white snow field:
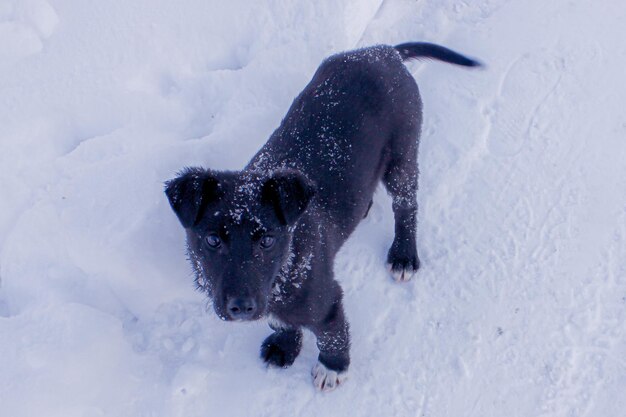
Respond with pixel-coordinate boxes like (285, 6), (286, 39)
(1, 0), (625, 415)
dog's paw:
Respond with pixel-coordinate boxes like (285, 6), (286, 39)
(386, 248), (420, 282)
(312, 361), (348, 392)
(387, 261), (419, 282)
(260, 330), (302, 368)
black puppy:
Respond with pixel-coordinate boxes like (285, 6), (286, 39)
(165, 42), (480, 391)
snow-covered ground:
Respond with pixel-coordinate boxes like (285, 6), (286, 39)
(1, 0), (625, 415)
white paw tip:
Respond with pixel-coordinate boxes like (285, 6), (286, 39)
(312, 361), (348, 392)
(387, 264), (416, 282)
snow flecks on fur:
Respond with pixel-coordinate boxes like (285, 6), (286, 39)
(340, 44), (398, 65)
(272, 233), (315, 302)
(188, 243), (208, 291)
(228, 174), (266, 227)
(316, 326), (350, 355)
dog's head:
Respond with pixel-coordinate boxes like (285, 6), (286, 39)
(165, 167), (315, 321)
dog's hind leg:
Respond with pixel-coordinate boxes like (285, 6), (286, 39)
(382, 124), (421, 282)
(261, 319), (303, 368)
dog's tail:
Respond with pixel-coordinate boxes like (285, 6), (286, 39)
(394, 42), (482, 67)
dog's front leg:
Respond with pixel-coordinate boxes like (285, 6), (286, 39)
(261, 316), (303, 368)
(310, 299), (350, 392)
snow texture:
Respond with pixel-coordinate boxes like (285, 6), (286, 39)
(1, 0), (625, 416)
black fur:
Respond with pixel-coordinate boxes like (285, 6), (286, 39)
(395, 42), (482, 67)
(165, 43), (480, 382)
(261, 327), (303, 368)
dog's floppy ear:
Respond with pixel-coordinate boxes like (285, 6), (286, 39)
(165, 167), (220, 228)
(261, 169), (316, 226)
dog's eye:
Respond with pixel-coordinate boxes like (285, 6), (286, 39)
(260, 235), (275, 249)
(205, 234), (221, 249)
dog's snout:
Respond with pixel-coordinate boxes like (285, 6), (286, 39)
(226, 297), (258, 320)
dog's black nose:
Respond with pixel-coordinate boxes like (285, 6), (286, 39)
(226, 297), (257, 320)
